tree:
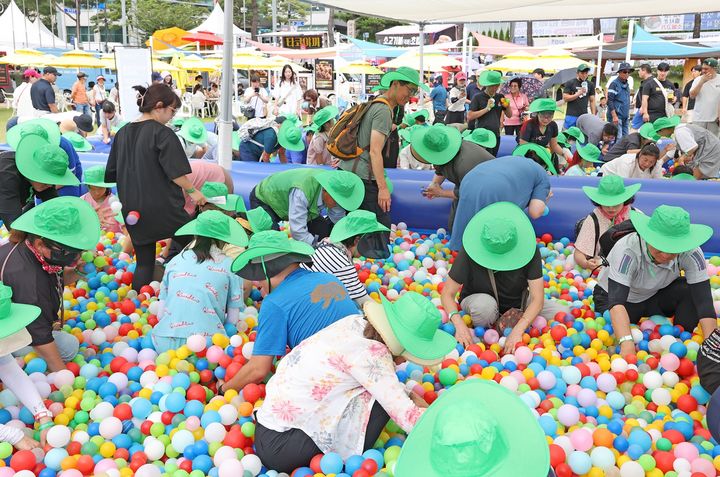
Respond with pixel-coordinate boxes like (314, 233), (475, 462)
(335, 11), (403, 42)
(232, 0), (309, 39)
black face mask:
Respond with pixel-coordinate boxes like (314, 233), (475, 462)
(44, 240), (81, 267)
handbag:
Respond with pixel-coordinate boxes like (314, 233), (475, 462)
(487, 269), (527, 333)
(654, 78), (676, 118)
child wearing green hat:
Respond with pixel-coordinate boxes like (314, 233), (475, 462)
(306, 105), (339, 166)
(81, 165), (123, 234)
(594, 205), (717, 356)
(177, 117), (211, 159)
(151, 211), (248, 353)
(658, 118), (720, 179)
(520, 98), (570, 166)
(574, 176), (641, 270)
(564, 143), (603, 176)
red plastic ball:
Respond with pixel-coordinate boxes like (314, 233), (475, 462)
(113, 403), (133, 420)
(243, 383), (263, 403)
(120, 298), (136, 315)
(10, 450), (36, 471)
(361, 459), (378, 475)
(549, 444), (565, 468)
(309, 454), (323, 473)
(677, 394), (698, 413)
(186, 384), (207, 402)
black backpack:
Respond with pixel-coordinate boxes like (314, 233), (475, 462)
(597, 219), (637, 261)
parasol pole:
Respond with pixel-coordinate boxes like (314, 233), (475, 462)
(216, 0), (234, 171)
(596, 33), (603, 84)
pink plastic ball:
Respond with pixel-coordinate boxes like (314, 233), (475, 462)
(659, 353), (680, 372)
(690, 457), (716, 477)
(206, 345), (224, 363)
(596, 373), (617, 393)
(576, 388), (597, 408)
(60, 470), (84, 477)
(674, 442), (700, 461)
(570, 428), (593, 452)
(514, 346), (533, 364)
(483, 329), (499, 345)
(557, 404), (580, 427)
(187, 335), (207, 353)
(537, 371), (556, 390)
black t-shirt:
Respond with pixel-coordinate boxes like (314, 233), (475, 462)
(519, 119), (558, 147)
(105, 120), (193, 246)
(563, 78), (595, 117)
(30, 79), (56, 112)
(0, 151), (58, 226)
(0, 242), (61, 346)
(683, 80), (696, 110)
(642, 77), (673, 121)
(469, 91), (504, 133)
(449, 247), (543, 312)
(604, 133), (642, 162)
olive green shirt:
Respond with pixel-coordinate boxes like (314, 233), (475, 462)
(338, 100), (392, 181)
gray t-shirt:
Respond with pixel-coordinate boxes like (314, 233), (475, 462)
(597, 232), (707, 302)
(576, 113), (608, 146)
(338, 100), (392, 181)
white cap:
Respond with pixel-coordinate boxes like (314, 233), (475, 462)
(161, 71), (171, 79)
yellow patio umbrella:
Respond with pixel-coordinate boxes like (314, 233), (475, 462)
(380, 52), (463, 72)
(338, 60), (382, 75)
(45, 50), (104, 69)
(0, 48), (57, 66)
(536, 49), (593, 73)
(482, 50), (539, 72)
(268, 56), (310, 72)
(146, 27), (192, 50)
(171, 54), (216, 72)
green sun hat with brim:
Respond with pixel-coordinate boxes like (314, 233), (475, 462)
(7, 118), (61, 151)
(462, 128), (498, 149)
(478, 70), (502, 86)
(577, 143), (603, 163)
(178, 117), (209, 145)
(364, 291), (456, 366)
(277, 119), (305, 151)
(513, 143), (557, 175)
(315, 170), (365, 211)
(172, 117), (186, 128)
(630, 206), (712, 254)
(176, 210), (249, 247)
(652, 115), (681, 136)
(111, 121), (129, 134)
(11, 197), (101, 250)
(381, 67), (430, 92)
(398, 125), (418, 143)
(330, 210), (390, 244)
(582, 175), (641, 206)
(639, 122), (661, 141)
(556, 132), (569, 148)
(672, 173), (696, 181)
(409, 123), (462, 166)
(83, 165), (116, 188)
(462, 202), (537, 272)
(62, 131), (93, 152)
(528, 98), (557, 114)
(0, 282), (40, 355)
(16, 134), (80, 186)
(307, 105), (339, 133)
(201, 182), (246, 213)
(402, 109), (430, 127)
(370, 84), (387, 93)
(564, 126), (586, 143)
(394, 379), (550, 477)
(238, 207), (273, 235)
(231, 230), (314, 276)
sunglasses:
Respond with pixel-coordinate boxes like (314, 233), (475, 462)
(43, 239), (82, 256)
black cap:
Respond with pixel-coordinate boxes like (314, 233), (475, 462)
(73, 114), (94, 133)
(77, 72), (87, 78)
(616, 62), (635, 73)
(43, 66), (61, 76)
(532, 68), (546, 77)
(657, 62), (670, 71)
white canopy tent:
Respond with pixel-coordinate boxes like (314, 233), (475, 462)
(0, 0), (67, 50)
(190, 3), (250, 38)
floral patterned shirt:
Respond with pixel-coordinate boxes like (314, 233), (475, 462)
(256, 315), (423, 458)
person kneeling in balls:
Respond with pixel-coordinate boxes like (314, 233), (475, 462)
(0, 197), (101, 371)
(593, 205), (717, 356)
(441, 202), (571, 351)
(253, 291), (456, 473)
(81, 165), (123, 234)
(220, 230), (359, 393)
(151, 211), (248, 353)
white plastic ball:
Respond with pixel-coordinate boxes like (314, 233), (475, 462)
(240, 454), (262, 476)
(204, 422), (227, 442)
(171, 429), (195, 453)
(47, 425), (71, 448)
(98, 417), (122, 439)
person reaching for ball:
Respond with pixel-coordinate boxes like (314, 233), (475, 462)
(81, 166), (123, 234)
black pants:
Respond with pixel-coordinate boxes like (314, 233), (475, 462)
(444, 110), (465, 125)
(254, 402), (389, 474)
(594, 278), (700, 332)
(132, 234), (192, 291)
(433, 111), (447, 124)
(504, 125), (522, 140)
(249, 186), (334, 241)
(357, 180), (391, 257)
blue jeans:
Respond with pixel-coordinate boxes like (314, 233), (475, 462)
(5, 116), (18, 132)
(563, 115), (578, 129)
(74, 103), (91, 116)
(617, 117), (629, 138)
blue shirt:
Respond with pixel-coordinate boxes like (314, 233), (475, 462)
(239, 128), (279, 162)
(607, 78), (631, 120)
(57, 136), (83, 197)
(449, 157), (551, 250)
(253, 268), (358, 356)
(429, 85), (448, 112)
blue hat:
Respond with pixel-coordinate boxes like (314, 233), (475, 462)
(616, 62), (635, 73)
(151, 72), (163, 82)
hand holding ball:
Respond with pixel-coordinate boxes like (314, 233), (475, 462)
(126, 211), (140, 225)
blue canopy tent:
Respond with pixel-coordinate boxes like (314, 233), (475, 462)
(345, 37), (407, 59)
(609, 25), (720, 58)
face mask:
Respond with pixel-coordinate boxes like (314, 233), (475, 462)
(301, 101), (310, 110)
(45, 241), (81, 267)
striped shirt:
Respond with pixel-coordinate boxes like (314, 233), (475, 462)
(302, 242), (369, 306)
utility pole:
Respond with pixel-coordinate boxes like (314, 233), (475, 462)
(120, 0), (127, 45)
(327, 7), (334, 46)
(75, 0), (81, 48)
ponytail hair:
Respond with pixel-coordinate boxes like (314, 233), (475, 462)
(133, 83), (181, 113)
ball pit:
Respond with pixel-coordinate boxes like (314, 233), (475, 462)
(0, 224), (718, 477)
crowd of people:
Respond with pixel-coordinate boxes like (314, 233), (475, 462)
(0, 56), (719, 477)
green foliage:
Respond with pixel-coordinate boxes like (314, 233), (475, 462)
(334, 11), (403, 42)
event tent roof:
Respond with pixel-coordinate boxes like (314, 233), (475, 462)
(305, 0), (720, 23)
(190, 2), (250, 38)
(472, 33), (529, 56)
(0, 0), (67, 50)
(608, 25), (720, 58)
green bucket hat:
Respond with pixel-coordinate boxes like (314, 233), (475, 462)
(172, 118), (186, 128)
(564, 126), (586, 143)
(577, 143), (603, 163)
(398, 125), (416, 143)
(111, 121), (129, 134)
(394, 379), (550, 477)
(402, 109), (429, 128)
(238, 207), (273, 235)
(0, 282), (40, 352)
(11, 196), (101, 250)
(582, 175), (641, 206)
(231, 230), (315, 277)
(178, 117), (208, 145)
(630, 206), (712, 254)
(556, 132), (569, 148)
(83, 165), (116, 188)
(7, 118), (61, 151)
(672, 173), (696, 181)
(478, 70), (502, 86)
(381, 67), (430, 92)
(16, 134), (80, 186)
(462, 202), (537, 271)
(652, 116), (681, 136)
(307, 105), (339, 133)
(365, 291), (455, 365)
(462, 128), (498, 149)
(277, 119), (305, 151)
(529, 98), (557, 114)
(513, 143), (557, 175)
(315, 170), (365, 211)
(639, 122), (660, 141)
(409, 124), (462, 166)
(176, 210), (249, 247)
(201, 182), (246, 213)
(329, 210), (390, 244)
(62, 131), (93, 152)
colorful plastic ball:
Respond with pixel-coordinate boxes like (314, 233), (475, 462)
(47, 425), (71, 448)
(589, 446), (615, 470)
(218, 459), (244, 477)
(99, 416), (123, 439)
(240, 454), (262, 476)
(186, 335), (206, 353)
(619, 461), (644, 477)
(10, 450), (36, 471)
(171, 429), (195, 453)
(567, 451), (592, 475)
(557, 404), (580, 427)
(135, 464), (162, 477)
